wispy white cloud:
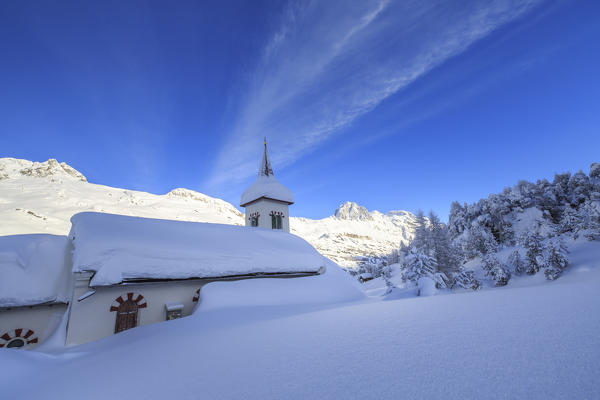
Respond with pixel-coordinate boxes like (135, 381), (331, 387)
(208, 0), (544, 187)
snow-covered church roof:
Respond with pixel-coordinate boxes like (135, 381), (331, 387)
(69, 212), (325, 287)
(0, 234), (71, 307)
(240, 140), (294, 207)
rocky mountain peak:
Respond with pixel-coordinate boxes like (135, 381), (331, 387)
(334, 201), (373, 221)
(0, 158), (87, 182)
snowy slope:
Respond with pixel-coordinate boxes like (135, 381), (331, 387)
(2, 240), (599, 399)
(0, 158), (244, 234)
(0, 158), (416, 267)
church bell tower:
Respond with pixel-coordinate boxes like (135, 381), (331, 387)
(240, 139), (294, 232)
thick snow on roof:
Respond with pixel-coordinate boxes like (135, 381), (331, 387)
(0, 234), (71, 307)
(240, 175), (294, 206)
(69, 212), (325, 286)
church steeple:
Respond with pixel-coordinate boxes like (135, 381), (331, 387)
(241, 139), (294, 232)
(259, 137), (274, 177)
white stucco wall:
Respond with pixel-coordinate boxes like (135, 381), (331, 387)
(66, 273), (205, 346)
(0, 304), (68, 349)
(244, 198), (290, 233)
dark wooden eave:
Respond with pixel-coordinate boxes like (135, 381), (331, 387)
(240, 196), (294, 208)
(0, 299), (68, 310)
(91, 269), (321, 288)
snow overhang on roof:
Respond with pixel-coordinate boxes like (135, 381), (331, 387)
(69, 212), (324, 287)
(0, 234), (71, 308)
(240, 176), (294, 207)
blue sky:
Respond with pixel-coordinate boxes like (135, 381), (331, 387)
(1, 0), (599, 220)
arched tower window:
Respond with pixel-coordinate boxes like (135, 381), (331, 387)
(271, 214), (282, 229)
(248, 212), (260, 227)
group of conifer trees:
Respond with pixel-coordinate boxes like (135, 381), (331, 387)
(355, 164), (599, 294)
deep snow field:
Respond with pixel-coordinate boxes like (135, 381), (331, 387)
(1, 240), (599, 399)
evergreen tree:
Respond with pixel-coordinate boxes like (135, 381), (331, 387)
(463, 223), (498, 259)
(521, 230), (544, 275)
(428, 211), (462, 283)
(507, 250), (526, 276)
(567, 171), (590, 206)
(411, 210), (429, 251)
(403, 247), (447, 293)
(558, 205), (584, 238)
(544, 238), (569, 280)
(453, 269), (480, 290)
(481, 253), (511, 286)
(448, 201), (467, 240)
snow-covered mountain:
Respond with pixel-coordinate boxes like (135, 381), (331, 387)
(292, 202), (416, 266)
(0, 158), (416, 267)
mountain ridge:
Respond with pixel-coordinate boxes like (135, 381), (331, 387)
(0, 157), (416, 267)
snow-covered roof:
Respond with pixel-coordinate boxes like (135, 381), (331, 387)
(0, 234), (71, 307)
(240, 140), (294, 206)
(240, 175), (294, 206)
(69, 212), (325, 287)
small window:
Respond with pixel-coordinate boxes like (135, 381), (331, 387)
(7, 338), (25, 348)
(271, 214), (282, 229)
(251, 216), (259, 227)
(165, 303), (184, 321)
(166, 309), (182, 320)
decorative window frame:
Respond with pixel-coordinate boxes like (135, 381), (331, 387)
(0, 329), (38, 348)
(109, 292), (147, 312)
(192, 288), (201, 302)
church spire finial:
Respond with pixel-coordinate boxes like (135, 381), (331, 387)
(259, 137), (274, 177)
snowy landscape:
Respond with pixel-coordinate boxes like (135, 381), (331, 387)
(2, 1), (600, 398)
(1, 157), (599, 399)
(0, 158), (417, 267)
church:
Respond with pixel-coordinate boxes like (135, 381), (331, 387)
(0, 141), (324, 349)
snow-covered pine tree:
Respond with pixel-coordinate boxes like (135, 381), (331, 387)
(568, 171), (591, 207)
(580, 198), (600, 241)
(507, 250), (526, 276)
(463, 223), (498, 259)
(403, 247), (447, 294)
(428, 211), (462, 284)
(544, 238), (569, 280)
(558, 205), (584, 238)
(590, 162), (600, 180)
(448, 201), (467, 240)
(481, 253), (511, 286)
(411, 210), (429, 251)
(520, 230), (544, 275)
(357, 256), (389, 279)
(453, 269), (480, 290)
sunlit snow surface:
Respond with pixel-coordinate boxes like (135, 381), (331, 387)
(2, 241), (599, 399)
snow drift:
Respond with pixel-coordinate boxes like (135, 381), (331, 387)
(1, 241), (599, 399)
